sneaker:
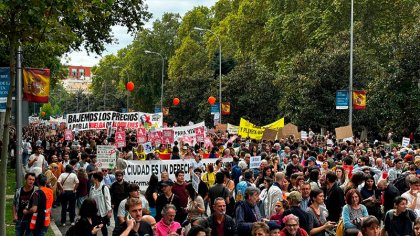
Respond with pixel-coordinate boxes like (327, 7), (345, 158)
(61, 223), (66, 227)
(71, 222), (75, 226)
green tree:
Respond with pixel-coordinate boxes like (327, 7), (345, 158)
(0, 1), (150, 232)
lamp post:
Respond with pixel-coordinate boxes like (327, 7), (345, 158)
(125, 71), (130, 112)
(349, 0), (354, 126)
(194, 27), (222, 124)
(144, 50), (165, 112)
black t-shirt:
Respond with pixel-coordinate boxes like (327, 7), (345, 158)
(286, 163), (302, 178)
(198, 181), (209, 199)
(112, 220), (153, 236)
(384, 209), (417, 236)
(18, 187), (35, 219)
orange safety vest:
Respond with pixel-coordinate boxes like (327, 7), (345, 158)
(29, 187), (53, 229)
(41, 186), (53, 226)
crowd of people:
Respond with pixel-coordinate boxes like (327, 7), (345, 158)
(11, 123), (420, 236)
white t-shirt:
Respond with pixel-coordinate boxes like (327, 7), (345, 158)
(58, 172), (79, 191)
(117, 195), (149, 219)
(28, 154), (46, 176)
(402, 191), (420, 216)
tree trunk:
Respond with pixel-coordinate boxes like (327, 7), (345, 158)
(0, 39), (17, 236)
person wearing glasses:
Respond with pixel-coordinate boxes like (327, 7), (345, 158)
(280, 214), (309, 236)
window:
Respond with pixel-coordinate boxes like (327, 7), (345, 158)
(79, 69), (85, 78)
(71, 68), (77, 77)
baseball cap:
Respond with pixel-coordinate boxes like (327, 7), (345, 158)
(288, 191), (302, 202)
(307, 156), (317, 162)
(161, 179), (174, 186)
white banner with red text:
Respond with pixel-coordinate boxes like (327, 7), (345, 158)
(123, 158), (232, 191)
(66, 111), (163, 131)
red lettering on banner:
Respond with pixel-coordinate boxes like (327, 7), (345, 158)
(89, 122), (106, 129)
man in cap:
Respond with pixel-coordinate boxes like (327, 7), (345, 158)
(282, 191), (313, 233)
(306, 156), (317, 168)
(155, 179), (182, 223)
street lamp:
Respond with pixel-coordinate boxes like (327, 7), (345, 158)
(144, 50), (165, 112)
(349, 0), (354, 126)
(125, 70), (130, 112)
(193, 27), (222, 124)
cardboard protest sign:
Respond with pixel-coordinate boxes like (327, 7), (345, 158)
(335, 125), (353, 140)
(64, 129), (73, 141)
(115, 131), (126, 148)
(278, 123), (299, 139)
(162, 129), (174, 145)
(96, 145), (116, 170)
(215, 124), (227, 133)
(249, 156), (262, 169)
(262, 129), (278, 141)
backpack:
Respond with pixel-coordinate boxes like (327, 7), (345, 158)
(392, 172), (410, 193)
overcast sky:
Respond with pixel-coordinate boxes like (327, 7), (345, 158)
(61, 0), (217, 67)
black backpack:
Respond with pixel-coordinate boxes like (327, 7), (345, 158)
(392, 172), (410, 193)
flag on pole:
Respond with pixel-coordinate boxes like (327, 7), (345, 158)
(353, 90), (366, 109)
(221, 102), (230, 115)
(162, 107), (169, 117)
(23, 68), (50, 103)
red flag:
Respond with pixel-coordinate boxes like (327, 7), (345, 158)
(221, 102), (230, 115)
(23, 68), (50, 103)
(352, 90), (366, 109)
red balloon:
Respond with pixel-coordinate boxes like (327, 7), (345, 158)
(173, 98), (180, 106)
(126, 81), (135, 91)
(208, 96), (216, 105)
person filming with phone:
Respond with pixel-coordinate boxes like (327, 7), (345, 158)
(113, 198), (154, 236)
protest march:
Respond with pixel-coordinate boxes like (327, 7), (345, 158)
(10, 110), (420, 236)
